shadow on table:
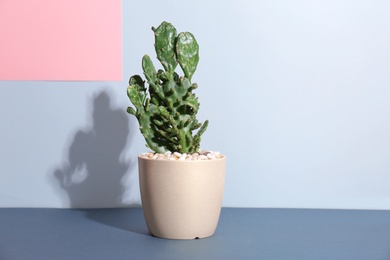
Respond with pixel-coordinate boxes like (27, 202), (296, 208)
(84, 208), (149, 236)
(49, 89), (147, 235)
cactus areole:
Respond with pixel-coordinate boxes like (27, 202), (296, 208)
(127, 21), (208, 154)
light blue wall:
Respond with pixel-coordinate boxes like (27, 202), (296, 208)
(1, 0), (390, 209)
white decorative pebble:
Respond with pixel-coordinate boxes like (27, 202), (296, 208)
(207, 153), (215, 159)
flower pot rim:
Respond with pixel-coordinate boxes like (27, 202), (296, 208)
(138, 154), (226, 163)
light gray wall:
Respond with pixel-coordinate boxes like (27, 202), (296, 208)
(1, 0), (390, 209)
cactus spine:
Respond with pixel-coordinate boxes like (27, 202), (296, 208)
(127, 21), (208, 154)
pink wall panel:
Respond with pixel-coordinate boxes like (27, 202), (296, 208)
(0, 0), (122, 81)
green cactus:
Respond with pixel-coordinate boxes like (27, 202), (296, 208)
(127, 21), (208, 154)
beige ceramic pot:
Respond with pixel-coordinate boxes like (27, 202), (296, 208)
(138, 155), (226, 240)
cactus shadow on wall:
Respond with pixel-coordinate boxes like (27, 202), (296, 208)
(50, 90), (144, 232)
(52, 90), (133, 208)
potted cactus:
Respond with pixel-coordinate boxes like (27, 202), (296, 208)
(126, 21), (226, 240)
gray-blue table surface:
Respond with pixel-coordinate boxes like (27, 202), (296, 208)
(1, 208), (389, 260)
